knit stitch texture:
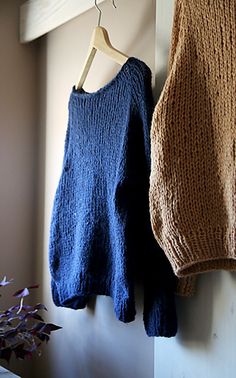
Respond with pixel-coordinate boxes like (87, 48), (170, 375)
(49, 57), (177, 337)
(150, 0), (236, 283)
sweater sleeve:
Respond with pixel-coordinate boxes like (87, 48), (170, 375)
(131, 61), (178, 337)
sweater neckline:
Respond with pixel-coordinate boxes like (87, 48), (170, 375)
(71, 57), (141, 99)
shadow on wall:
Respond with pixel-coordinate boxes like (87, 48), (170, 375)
(175, 272), (217, 346)
(154, 55), (169, 101)
(175, 269), (236, 349)
(48, 285), (153, 378)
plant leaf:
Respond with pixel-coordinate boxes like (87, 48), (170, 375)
(0, 276), (13, 287)
(22, 313), (45, 322)
(31, 313), (45, 322)
(34, 303), (48, 311)
(0, 320), (12, 327)
(8, 305), (33, 312)
(36, 333), (50, 343)
(0, 311), (10, 319)
(17, 321), (27, 330)
(4, 328), (18, 339)
(40, 323), (62, 335)
(13, 287), (29, 298)
(29, 322), (46, 333)
(14, 344), (32, 360)
(13, 284), (39, 298)
(27, 284), (39, 290)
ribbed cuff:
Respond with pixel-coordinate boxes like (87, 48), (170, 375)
(143, 289), (178, 337)
(175, 276), (197, 297)
(114, 297), (136, 323)
(164, 227), (236, 277)
(51, 279), (88, 309)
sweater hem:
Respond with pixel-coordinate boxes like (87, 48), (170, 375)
(51, 275), (136, 323)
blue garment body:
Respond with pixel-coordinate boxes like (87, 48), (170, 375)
(49, 57), (177, 337)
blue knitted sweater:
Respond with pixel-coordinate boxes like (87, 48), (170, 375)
(49, 57), (177, 337)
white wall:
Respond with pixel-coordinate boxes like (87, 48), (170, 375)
(155, 271), (236, 378)
(154, 2), (236, 377)
(35, 1), (156, 377)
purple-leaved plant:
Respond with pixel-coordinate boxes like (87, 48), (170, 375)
(0, 276), (62, 363)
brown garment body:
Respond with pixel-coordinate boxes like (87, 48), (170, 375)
(150, 0), (236, 294)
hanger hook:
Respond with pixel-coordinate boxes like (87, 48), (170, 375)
(111, 0), (117, 9)
(95, 0), (117, 26)
(95, 0), (102, 26)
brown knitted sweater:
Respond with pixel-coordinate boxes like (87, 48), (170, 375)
(150, 0), (236, 285)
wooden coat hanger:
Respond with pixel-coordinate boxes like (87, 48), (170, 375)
(76, 0), (129, 91)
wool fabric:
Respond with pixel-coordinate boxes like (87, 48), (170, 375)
(150, 0), (236, 285)
(49, 57), (177, 337)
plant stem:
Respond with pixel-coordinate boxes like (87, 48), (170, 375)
(16, 297), (24, 314)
